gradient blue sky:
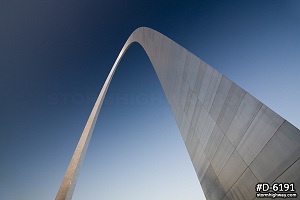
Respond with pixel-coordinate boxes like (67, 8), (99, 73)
(1, 1), (299, 200)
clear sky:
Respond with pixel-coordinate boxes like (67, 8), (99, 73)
(1, 1), (299, 200)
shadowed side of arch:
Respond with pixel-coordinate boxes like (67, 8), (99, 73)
(56, 27), (300, 200)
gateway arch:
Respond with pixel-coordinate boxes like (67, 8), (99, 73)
(56, 27), (300, 200)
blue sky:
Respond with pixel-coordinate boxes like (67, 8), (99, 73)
(1, 1), (299, 199)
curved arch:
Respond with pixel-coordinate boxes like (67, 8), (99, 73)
(56, 27), (300, 200)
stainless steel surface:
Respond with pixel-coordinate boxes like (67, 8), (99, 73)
(56, 27), (300, 200)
